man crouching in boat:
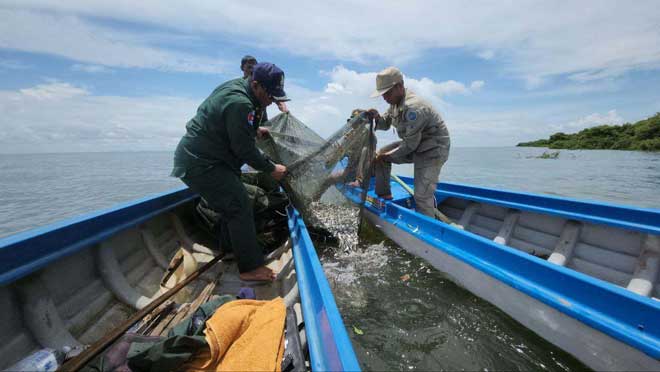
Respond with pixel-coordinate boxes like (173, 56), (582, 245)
(367, 67), (450, 218)
(171, 62), (289, 282)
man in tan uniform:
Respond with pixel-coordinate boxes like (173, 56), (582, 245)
(368, 67), (450, 218)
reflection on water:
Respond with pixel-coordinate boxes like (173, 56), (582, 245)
(314, 201), (587, 371)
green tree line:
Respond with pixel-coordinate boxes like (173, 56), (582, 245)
(517, 113), (660, 151)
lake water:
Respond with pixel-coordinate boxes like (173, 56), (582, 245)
(2, 148), (657, 238)
(1, 147), (658, 370)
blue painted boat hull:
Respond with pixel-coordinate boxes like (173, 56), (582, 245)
(342, 178), (660, 371)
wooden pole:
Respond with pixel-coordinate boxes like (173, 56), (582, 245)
(390, 174), (456, 225)
(58, 254), (223, 371)
(357, 121), (376, 236)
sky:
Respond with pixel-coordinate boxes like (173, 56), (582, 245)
(1, 1), (660, 153)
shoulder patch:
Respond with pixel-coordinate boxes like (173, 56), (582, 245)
(247, 111), (255, 127)
(406, 110), (417, 121)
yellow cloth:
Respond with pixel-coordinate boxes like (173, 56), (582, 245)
(185, 297), (286, 372)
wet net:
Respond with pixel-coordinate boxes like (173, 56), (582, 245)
(258, 111), (373, 222)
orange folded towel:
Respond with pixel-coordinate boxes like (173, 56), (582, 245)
(185, 297), (286, 372)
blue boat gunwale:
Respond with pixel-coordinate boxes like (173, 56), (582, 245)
(0, 186), (196, 285)
(287, 207), (361, 372)
(341, 182), (660, 359)
(399, 176), (660, 236)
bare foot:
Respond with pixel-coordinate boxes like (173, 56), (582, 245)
(239, 265), (277, 282)
(348, 180), (361, 187)
(378, 194), (393, 200)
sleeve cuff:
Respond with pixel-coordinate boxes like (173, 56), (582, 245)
(264, 161), (276, 173)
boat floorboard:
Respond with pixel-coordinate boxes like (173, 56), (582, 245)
(0, 203), (302, 370)
(434, 193), (659, 299)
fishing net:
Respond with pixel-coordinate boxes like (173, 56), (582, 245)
(258, 111), (373, 222)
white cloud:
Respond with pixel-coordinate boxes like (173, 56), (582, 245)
(0, 81), (199, 153)
(291, 67), (621, 147)
(19, 81), (89, 100)
(322, 67), (376, 96)
(72, 64), (113, 73)
(0, 8), (228, 74)
(272, 66), (487, 145)
(321, 66), (481, 102)
(478, 50), (495, 60)
(524, 75), (546, 90)
(552, 110), (624, 132)
(470, 81), (485, 91)
(3, 1), (660, 83)
(523, 79), (622, 98)
(0, 74), (632, 154)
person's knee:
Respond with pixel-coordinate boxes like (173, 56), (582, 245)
(415, 195), (433, 207)
(414, 178), (435, 199)
(222, 194), (250, 220)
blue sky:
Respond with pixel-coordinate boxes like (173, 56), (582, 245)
(1, 1), (659, 153)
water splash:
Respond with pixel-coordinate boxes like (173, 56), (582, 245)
(310, 200), (589, 371)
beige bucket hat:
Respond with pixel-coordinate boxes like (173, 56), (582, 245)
(370, 67), (403, 97)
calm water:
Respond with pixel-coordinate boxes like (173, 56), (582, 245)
(1, 148), (659, 370)
(0, 152), (181, 238)
(416, 147), (660, 209)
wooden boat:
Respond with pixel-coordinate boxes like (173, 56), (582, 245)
(0, 186), (360, 371)
(341, 176), (660, 371)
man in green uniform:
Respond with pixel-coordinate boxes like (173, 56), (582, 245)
(368, 67), (450, 218)
(171, 62), (289, 282)
(241, 55), (288, 114)
(240, 55), (257, 79)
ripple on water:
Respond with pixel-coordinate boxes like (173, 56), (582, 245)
(312, 201), (590, 371)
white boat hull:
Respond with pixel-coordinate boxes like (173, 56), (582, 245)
(366, 210), (660, 371)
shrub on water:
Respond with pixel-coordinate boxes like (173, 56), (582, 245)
(636, 138), (660, 151)
(518, 112), (660, 151)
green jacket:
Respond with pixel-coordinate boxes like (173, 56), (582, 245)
(171, 78), (274, 178)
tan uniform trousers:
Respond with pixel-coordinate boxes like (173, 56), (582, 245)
(374, 141), (445, 218)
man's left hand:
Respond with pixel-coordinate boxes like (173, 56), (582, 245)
(375, 153), (391, 163)
(257, 127), (270, 139)
(276, 101), (289, 113)
(367, 108), (380, 121)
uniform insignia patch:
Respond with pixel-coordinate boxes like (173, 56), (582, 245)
(247, 111), (255, 127)
(406, 110), (417, 121)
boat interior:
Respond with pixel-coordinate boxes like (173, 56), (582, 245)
(0, 201), (304, 370)
(384, 180), (660, 301)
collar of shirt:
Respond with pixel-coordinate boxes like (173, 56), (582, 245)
(390, 88), (413, 118)
(245, 79), (264, 112)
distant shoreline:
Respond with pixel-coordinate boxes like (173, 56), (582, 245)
(518, 113), (660, 152)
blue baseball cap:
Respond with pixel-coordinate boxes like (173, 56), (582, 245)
(252, 62), (290, 102)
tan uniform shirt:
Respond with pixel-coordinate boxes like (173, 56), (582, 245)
(375, 89), (450, 165)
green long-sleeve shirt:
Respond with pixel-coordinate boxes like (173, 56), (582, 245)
(171, 78), (274, 178)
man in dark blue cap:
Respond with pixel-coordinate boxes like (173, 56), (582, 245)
(172, 62), (290, 282)
(241, 55), (288, 113)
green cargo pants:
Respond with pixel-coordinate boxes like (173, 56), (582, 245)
(181, 166), (265, 273)
(241, 171), (280, 214)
